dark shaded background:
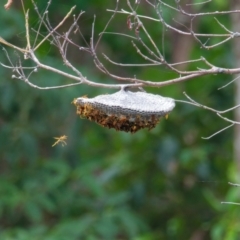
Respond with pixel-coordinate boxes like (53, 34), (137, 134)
(0, 0), (239, 239)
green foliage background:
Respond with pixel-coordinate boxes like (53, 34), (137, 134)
(0, 0), (239, 239)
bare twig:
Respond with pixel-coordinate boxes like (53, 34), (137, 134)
(202, 124), (234, 140)
(228, 182), (240, 187)
(1, 0), (240, 137)
(221, 202), (240, 205)
(34, 6), (76, 51)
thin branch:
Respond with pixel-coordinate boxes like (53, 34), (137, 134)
(218, 75), (240, 90)
(0, 37), (27, 53)
(1, 0), (240, 138)
(33, 6), (76, 51)
(95, 0), (119, 50)
(103, 53), (203, 67)
(182, 92), (240, 115)
(173, 0), (240, 17)
(221, 202), (240, 205)
(99, 31), (138, 40)
(186, 0), (211, 6)
(32, 0), (52, 48)
(202, 124), (234, 140)
(23, 80), (82, 90)
(106, 9), (232, 37)
(228, 182), (240, 187)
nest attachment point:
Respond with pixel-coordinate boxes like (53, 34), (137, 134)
(73, 89), (175, 133)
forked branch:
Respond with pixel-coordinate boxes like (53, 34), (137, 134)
(0, 0), (240, 137)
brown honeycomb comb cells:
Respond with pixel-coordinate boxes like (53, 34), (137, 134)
(73, 89), (175, 133)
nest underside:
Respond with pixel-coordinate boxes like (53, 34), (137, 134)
(74, 101), (168, 133)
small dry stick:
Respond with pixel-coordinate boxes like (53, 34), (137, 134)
(52, 135), (68, 147)
(4, 0), (13, 9)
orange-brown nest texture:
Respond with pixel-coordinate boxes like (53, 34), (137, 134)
(73, 100), (163, 133)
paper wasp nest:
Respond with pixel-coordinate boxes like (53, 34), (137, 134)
(73, 89), (175, 133)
